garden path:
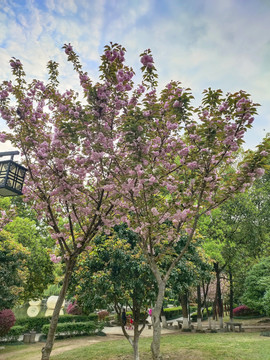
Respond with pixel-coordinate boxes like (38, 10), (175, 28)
(0, 326), (176, 360)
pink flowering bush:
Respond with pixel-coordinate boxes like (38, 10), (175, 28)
(233, 305), (253, 317)
(66, 301), (82, 315)
(0, 309), (16, 337)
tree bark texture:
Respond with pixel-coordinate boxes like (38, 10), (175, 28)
(179, 291), (189, 329)
(229, 269), (234, 322)
(196, 285), (203, 330)
(214, 262), (224, 328)
(151, 281), (166, 360)
(41, 260), (75, 360)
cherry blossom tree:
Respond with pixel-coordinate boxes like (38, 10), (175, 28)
(0, 43), (132, 360)
(111, 67), (269, 358)
(0, 42), (269, 360)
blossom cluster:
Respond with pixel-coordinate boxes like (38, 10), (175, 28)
(0, 42), (268, 266)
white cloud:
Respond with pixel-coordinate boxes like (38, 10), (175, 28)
(0, 0), (270, 150)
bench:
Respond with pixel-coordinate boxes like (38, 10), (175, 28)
(176, 320), (183, 329)
(225, 322), (243, 332)
(147, 320), (174, 329)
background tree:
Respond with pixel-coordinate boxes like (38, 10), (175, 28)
(168, 236), (212, 330)
(0, 197), (55, 306)
(0, 43), (134, 360)
(242, 257), (270, 314)
(4, 217), (55, 300)
(113, 70), (269, 358)
(69, 225), (157, 360)
(200, 165), (270, 324)
(0, 229), (27, 310)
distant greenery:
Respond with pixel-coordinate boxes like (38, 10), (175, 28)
(15, 314), (98, 332)
(242, 257), (270, 314)
(42, 321), (103, 339)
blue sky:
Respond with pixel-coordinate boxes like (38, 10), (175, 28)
(1, 0), (270, 151)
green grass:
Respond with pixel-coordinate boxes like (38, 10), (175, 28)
(0, 343), (28, 353)
(1, 332), (270, 360)
(50, 333), (270, 360)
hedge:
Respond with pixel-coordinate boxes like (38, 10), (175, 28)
(190, 307), (213, 322)
(0, 325), (26, 342)
(15, 314), (98, 332)
(164, 306), (197, 320)
(164, 307), (182, 320)
(42, 321), (103, 338)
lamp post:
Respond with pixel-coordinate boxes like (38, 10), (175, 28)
(0, 151), (27, 196)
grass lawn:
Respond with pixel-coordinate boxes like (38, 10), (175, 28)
(1, 331), (270, 360)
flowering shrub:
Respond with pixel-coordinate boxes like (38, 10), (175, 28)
(97, 310), (109, 321)
(66, 301), (82, 315)
(233, 305), (253, 317)
(0, 309), (16, 337)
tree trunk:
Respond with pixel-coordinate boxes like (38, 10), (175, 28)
(179, 291), (189, 330)
(117, 297), (147, 360)
(133, 326), (140, 360)
(202, 281), (212, 330)
(196, 285), (203, 330)
(151, 280), (166, 360)
(214, 262), (223, 329)
(41, 260), (75, 360)
(229, 268), (234, 322)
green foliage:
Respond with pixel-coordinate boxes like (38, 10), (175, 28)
(0, 199), (55, 307)
(124, 311), (148, 323)
(262, 289), (270, 316)
(4, 217), (55, 301)
(43, 284), (61, 297)
(69, 226), (157, 318)
(167, 237), (213, 303)
(42, 321), (103, 338)
(0, 231), (27, 310)
(0, 325), (26, 342)
(15, 314), (98, 332)
(242, 257), (270, 314)
(199, 168), (270, 305)
(15, 316), (49, 332)
(190, 307), (213, 322)
(163, 307), (182, 320)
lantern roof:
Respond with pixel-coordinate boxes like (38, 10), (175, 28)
(0, 152), (27, 197)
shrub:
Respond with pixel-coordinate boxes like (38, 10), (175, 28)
(242, 258), (270, 314)
(190, 308), (212, 322)
(0, 309), (16, 337)
(262, 289), (270, 316)
(164, 307), (182, 320)
(42, 321), (103, 338)
(0, 325), (26, 342)
(15, 316), (49, 332)
(15, 314), (98, 332)
(66, 301), (83, 315)
(97, 310), (109, 321)
(233, 305), (253, 317)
